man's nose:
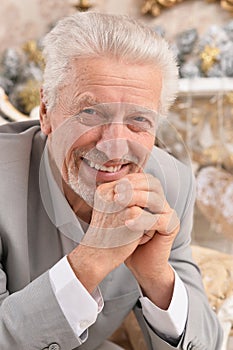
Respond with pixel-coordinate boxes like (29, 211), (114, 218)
(96, 123), (129, 159)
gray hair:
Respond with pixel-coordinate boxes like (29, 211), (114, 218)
(42, 12), (178, 115)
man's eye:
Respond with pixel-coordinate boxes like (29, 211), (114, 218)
(75, 108), (105, 126)
(82, 108), (97, 115)
(133, 116), (148, 123)
(131, 115), (152, 128)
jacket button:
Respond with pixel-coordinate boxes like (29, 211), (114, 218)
(48, 344), (60, 350)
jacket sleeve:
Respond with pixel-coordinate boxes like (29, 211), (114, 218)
(0, 252), (83, 350)
(0, 124), (85, 350)
(134, 170), (223, 350)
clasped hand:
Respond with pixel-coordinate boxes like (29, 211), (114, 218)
(69, 173), (180, 303)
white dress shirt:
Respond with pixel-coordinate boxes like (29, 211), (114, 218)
(43, 149), (188, 342)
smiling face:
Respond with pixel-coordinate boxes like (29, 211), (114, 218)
(40, 56), (162, 209)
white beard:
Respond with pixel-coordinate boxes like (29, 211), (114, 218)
(67, 161), (96, 207)
(66, 146), (141, 208)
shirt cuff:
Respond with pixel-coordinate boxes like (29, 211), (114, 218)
(140, 268), (188, 339)
(49, 256), (104, 338)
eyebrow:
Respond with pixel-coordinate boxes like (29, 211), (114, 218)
(77, 95), (99, 110)
(73, 97), (158, 119)
(66, 95), (96, 115)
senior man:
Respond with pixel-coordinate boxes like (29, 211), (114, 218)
(0, 12), (222, 350)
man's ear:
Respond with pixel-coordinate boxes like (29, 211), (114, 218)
(39, 88), (51, 135)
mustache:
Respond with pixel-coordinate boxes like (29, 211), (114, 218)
(73, 147), (139, 165)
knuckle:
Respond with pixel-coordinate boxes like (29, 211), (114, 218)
(146, 173), (156, 187)
(126, 206), (141, 218)
(156, 213), (164, 227)
(155, 209), (180, 235)
(160, 197), (167, 210)
(96, 183), (114, 201)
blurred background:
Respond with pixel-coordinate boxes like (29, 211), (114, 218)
(0, 1), (233, 349)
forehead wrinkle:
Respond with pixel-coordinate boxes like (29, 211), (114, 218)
(82, 82), (155, 92)
(62, 59), (161, 111)
(81, 72), (157, 89)
(87, 72), (148, 81)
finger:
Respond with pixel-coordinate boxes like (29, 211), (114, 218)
(125, 208), (180, 236)
(139, 230), (156, 245)
(94, 184), (122, 213)
(115, 173), (164, 196)
(114, 189), (167, 213)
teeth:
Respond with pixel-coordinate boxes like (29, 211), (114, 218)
(86, 159), (122, 173)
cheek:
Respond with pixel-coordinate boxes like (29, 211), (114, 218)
(69, 126), (102, 150)
(64, 126), (102, 164)
(128, 132), (155, 168)
(141, 133), (155, 150)
(129, 132), (155, 152)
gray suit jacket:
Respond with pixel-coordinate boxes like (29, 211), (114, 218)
(0, 121), (222, 350)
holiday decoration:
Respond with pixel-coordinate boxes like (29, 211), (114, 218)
(0, 40), (43, 115)
(22, 40), (44, 69)
(196, 166), (233, 240)
(16, 79), (41, 114)
(200, 45), (220, 73)
(173, 21), (233, 78)
(141, 0), (233, 16)
(169, 82), (233, 173)
(73, 0), (93, 11)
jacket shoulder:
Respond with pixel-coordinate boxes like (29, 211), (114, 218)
(0, 120), (45, 164)
(0, 120), (40, 134)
